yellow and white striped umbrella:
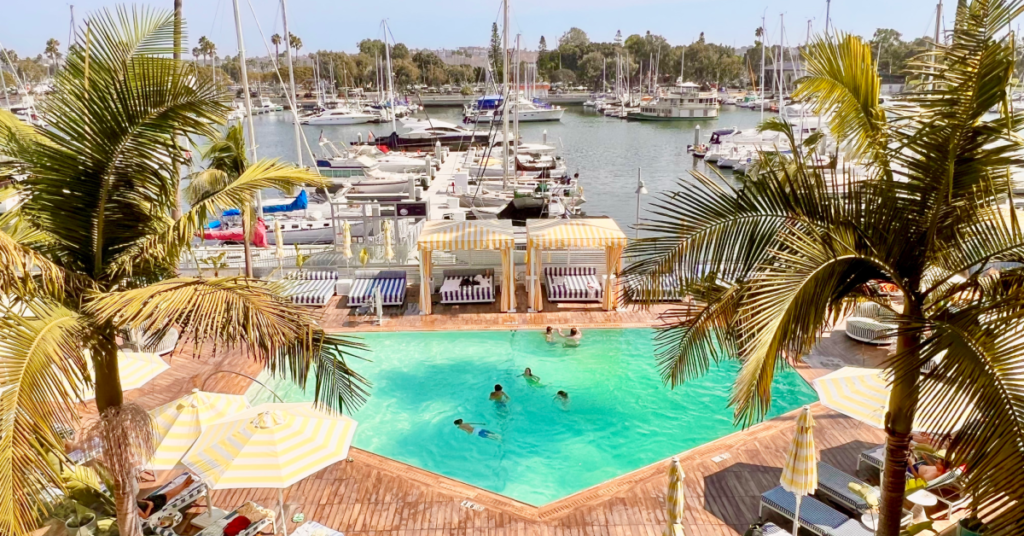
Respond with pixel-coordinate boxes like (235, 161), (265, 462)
(81, 351), (169, 400)
(812, 367), (969, 433)
(663, 456), (685, 536)
(148, 388), (250, 470)
(383, 220), (395, 262)
(526, 218), (627, 249)
(274, 220), (286, 260)
(780, 406), (816, 536)
(181, 403), (358, 489)
(417, 220), (514, 251)
(341, 221), (353, 260)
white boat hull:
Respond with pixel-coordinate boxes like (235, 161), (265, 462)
(304, 114), (377, 125)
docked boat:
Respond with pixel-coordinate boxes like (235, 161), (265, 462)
(354, 124), (494, 150)
(302, 107), (378, 125)
(625, 81), (720, 121)
(463, 95), (564, 123)
(315, 153), (420, 194)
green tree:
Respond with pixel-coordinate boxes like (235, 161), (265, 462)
(289, 32), (302, 60)
(577, 52), (606, 88)
(44, 38), (61, 75)
(0, 8), (368, 536)
(624, 9), (1024, 536)
(271, 33), (282, 61)
(358, 39), (386, 58)
(539, 35), (547, 53)
(489, 22), (503, 80)
(391, 43), (410, 60)
(412, 50), (448, 86)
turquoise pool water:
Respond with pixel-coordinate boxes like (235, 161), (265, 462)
(246, 329), (818, 505)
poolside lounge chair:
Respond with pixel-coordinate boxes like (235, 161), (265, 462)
(845, 302), (897, 345)
(816, 463), (914, 524)
(143, 472), (208, 535)
(439, 268), (495, 305)
(761, 523), (793, 536)
(544, 266), (603, 302)
(760, 486), (874, 536)
(348, 270), (407, 307)
(183, 501), (275, 536)
(279, 270), (338, 307)
(856, 445), (969, 517)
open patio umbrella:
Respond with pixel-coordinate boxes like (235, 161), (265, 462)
(812, 367), (972, 433)
(80, 351), (169, 400)
(662, 457), (685, 536)
(780, 406), (817, 536)
(181, 403), (358, 536)
(148, 388), (250, 470)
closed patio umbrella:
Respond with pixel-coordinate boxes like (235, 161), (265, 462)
(383, 219), (395, 262)
(663, 457), (685, 536)
(181, 403), (358, 536)
(341, 220), (353, 261)
(780, 406), (817, 536)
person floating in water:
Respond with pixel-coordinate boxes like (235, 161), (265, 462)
(521, 367), (542, 386)
(453, 419), (500, 440)
(554, 390), (570, 409)
(544, 326), (556, 343)
(489, 384), (510, 402)
(558, 327), (582, 347)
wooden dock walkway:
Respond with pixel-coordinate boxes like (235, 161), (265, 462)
(107, 301), (949, 536)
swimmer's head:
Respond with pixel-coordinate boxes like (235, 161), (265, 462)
(525, 368), (532, 375)
(570, 328), (578, 336)
(557, 390), (568, 398)
(546, 326), (553, 333)
(494, 384), (503, 392)
(453, 419), (463, 425)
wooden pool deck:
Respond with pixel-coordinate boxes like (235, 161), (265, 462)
(112, 298), (957, 536)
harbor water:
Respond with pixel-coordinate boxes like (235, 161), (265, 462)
(247, 105), (770, 230)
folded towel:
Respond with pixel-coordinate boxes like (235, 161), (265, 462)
(474, 274), (485, 284)
(222, 516), (251, 536)
(552, 276), (566, 286)
(440, 279), (461, 293)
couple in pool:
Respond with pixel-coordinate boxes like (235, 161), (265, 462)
(544, 326), (582, 347)
(454, 379), (572, 441)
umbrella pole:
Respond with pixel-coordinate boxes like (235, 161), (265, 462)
(279, 488), (288, 536)
(792, 495), (801, 536)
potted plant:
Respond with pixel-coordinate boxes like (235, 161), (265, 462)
(958, 516), (987, 536)
(65, 502), (97, 536)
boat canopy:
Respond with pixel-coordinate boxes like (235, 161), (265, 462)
(222, 190), (308, 216)
(476, 95), (504, 110)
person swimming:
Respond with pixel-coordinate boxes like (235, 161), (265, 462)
(544, 326), (556, 343)
(453, 419), (500, 440)
(489, 384), (510, 402)
(554, 390), (570, 409)
(558, 327), (582, 347)
(522, 368), (541, 385)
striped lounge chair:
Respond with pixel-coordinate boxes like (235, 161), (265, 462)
(816, 462), (914, 524)
(544, 266), (603, 303)
(183, 503), (274, 536)
(440, 268), (496, 305)
(144, 472), (208, 534)
(762, 523), (792, 535)
(279, 271), (338, 307)
(348, 270), (407, 307)
(760, 486), (873, 536)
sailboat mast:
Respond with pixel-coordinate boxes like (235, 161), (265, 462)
(231, 0), (260, 278)
(760, 12), (767, 120)
(280, 0), (302, 166)
(502, 0), (510, 190)
(384, 20), (397, 133)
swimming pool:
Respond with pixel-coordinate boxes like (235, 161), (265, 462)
(246, 329), (818, 505)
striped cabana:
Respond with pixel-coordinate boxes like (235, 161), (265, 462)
(416, 220), (516, 314)
(526, 218), (628, 312)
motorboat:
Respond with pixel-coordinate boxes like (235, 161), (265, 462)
(302, 107), (378, 125)
(625, 81), (720, 121)
(354, 124), (494, 150)
(463, 95), (564, 123)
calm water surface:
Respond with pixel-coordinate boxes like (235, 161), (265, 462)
(246, 106), (768, 229)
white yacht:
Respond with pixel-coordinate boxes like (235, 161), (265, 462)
(626, 80), (719, 121)
(302, 107), (378, 125)
(463, 95), (564, 123)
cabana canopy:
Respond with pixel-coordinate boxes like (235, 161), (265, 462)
(526, 218), (627, 312)
(416, 220), (516, 314)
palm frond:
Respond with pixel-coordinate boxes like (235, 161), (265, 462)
(652, 280), (742, 387)
(0, 300), (89, 536)
(86, 277), (370, 413)
(9, 6), (226, 280)
(793, 33), (888, 164)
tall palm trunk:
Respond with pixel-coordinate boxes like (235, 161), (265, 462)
(878, 298), (922, 536)
(172, 0), (183, 220)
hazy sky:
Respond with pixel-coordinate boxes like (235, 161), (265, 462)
(4, 0), (949, 57)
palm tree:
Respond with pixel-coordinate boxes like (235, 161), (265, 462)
(289, 32), (302, 61)
(622, 2), (1024, 535)
(0, 8), (368, 536)
(44, 38), (61, 75)
(192, 46), (201, 66)
(271, 33), (282, 61)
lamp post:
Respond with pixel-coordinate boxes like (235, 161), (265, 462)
(634, 167), (648, 240)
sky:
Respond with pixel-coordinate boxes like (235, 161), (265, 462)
(3, 0), (949, 58)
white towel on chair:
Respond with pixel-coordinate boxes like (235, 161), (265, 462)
(552, 276), (566, 287)
(440, 279), (461, 293)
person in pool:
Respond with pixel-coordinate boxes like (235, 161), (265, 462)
(489, 384), (510, 402)
(521, 368), (541, 385)
(554, 390), (570, 409)
(544, 326), (556, 343)
(558, 327), (582, 347)
(453, 419), (500, 440)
